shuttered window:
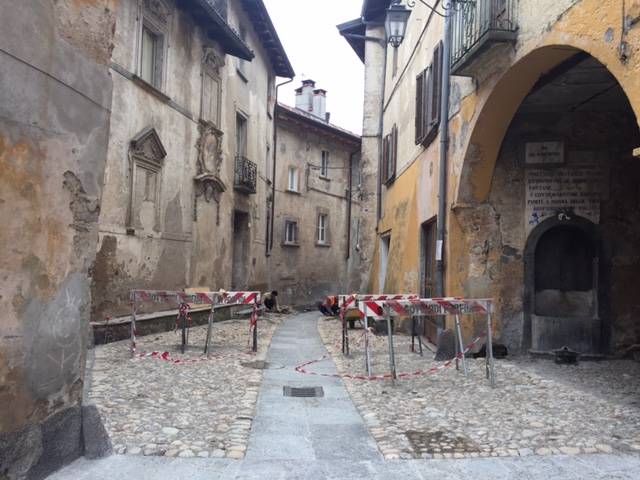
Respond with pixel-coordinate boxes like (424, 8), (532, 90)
(382, 124), (398, 185)
(415, 41), (443, 147)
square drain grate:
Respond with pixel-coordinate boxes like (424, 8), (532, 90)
(283, 386), (324, 398)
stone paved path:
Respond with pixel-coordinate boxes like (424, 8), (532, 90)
(50, 312), (640, 479)
(316, 317), (640, 460)
(86, 315), (282, 459)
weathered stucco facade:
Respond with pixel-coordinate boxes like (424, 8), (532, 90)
(0, 1), (115, 477)
(92, 0), (294, 320)
(342, 0), (640, 355)
(271, 96), (361, 306)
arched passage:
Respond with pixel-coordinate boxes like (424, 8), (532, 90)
(454, 48), (640, 355)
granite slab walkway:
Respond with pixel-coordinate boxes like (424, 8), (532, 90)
(49, 312), (640, 479)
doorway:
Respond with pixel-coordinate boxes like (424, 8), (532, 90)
(232, 210), (250, 290)
(379, 234), (391, 292)
(421, 219), (438, 343)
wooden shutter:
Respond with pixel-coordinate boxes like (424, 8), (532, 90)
(382, 133), (389, 183)
(430, 42), (443, 128)
(390, 125), (397, 182)
(415, 71), (425, 144)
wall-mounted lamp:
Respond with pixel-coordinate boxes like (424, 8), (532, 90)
(385, 1), (412, 48)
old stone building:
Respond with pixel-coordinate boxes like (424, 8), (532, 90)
(341, 0), (640, 355)
(271, 81), (361, 305)
(0, 1), (116, 477)
(92, 0), (294, 321)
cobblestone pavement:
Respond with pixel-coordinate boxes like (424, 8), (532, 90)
(87, 314), (284, 459)
(316, 317), (640, 461)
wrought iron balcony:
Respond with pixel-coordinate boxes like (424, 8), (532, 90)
(451, 0), (518, 76)
(234, 155), (257, 194)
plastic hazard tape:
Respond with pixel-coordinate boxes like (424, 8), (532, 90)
(338, 294), (419, 310)
(129, 290), (261, 305)
(358, 298), (493, 319)
(133, 349), (255, 365)
(296, 333), (487, 381)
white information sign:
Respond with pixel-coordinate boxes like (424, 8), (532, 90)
(525, 141), (564, 165)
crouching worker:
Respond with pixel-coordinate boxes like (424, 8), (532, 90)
(317, 295), (339, 317)
(263, 290), (279, 312)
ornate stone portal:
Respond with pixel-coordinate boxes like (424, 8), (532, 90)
(195, 122), (226, 224)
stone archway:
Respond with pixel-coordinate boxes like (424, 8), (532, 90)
(523, 216), (603, 354)
(451, 45), (640, 355)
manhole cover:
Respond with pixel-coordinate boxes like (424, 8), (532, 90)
(405, 430), (479, 455)
(241, 360), (270, 370)
(283, 386), (324, 398)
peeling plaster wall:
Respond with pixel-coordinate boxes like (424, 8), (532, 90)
(270, 121), (359, 306)
(354, 25), (386, 294)
(0, 0), (114, 477)
(93, 0), (275, 320)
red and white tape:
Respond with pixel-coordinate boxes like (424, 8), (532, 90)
(296, 333), (487, 381)
(133, 349), (256, 365)
(358, 298), (493, 319)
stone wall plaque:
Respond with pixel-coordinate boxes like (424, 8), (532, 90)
(525, 141), (564, 165)
(525, 151), (609, 232)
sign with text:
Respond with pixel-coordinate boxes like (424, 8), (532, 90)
(525, 151), (609, 232)
(525, 141), (565, 165)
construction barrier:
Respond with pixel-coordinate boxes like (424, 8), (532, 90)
(128, 290), (261, 359)
(336, 295), (496, 387)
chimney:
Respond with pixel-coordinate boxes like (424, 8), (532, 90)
(312, 89), (327, 121)
(295, 79), (315, 113)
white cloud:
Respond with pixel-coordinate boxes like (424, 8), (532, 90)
(263, 0), (365, 135)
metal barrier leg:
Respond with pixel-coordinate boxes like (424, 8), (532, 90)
(487, 313), (496, 387)
(204, 304), (216, 357)
(130, 300), (137, 359)
(418, 317), (424, 356)
(386, 307), (397, 382)
(252, 305), (258, 353)
(455, 314), (468, 377)
(364, 316), (372, 377)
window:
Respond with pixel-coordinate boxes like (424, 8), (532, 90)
(128, 127), (166, 233)
(137, 0), (170, 90)
(382, 124), (398, 184)
(415, 42), (443, 146)
(236, 25), (248, 81)
(284, 220), (298, 245)
(201, 48), (223, 126)
(287, 166), (299, 192)
(321, 150), (330, 178)
(236, 113), (247, 157)
(316, 213), (329, 245)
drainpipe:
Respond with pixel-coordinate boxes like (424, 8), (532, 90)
(435, 0), (452, 298)
(377, 40), (388, 222)
(346, 149), (358, 261)
(269, 77), (294, 257)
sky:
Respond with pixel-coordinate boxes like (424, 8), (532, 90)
(263, 0), (365, 134)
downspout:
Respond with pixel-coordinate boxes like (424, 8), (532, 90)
(269, 77), (294, 256)
(435, 0), (452, 297)
(346, 149), (358, 261)
(377, 39), (388, 222)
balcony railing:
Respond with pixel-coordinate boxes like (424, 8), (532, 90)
(451, 0), (518, 75)
(234, 155), (257, 194)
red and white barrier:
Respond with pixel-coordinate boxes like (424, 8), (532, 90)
(129, 289), (261, 359)
(358, 298), (493, 319)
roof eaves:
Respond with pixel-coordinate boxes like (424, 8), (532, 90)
(240, 0), (295, 78)
(191, 0), (255, 60)
(276, 103), (361, 145)
(337, 18), (366, 63)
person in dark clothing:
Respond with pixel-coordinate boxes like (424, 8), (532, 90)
(263, 290), (279, 311)
(317, 296), (340, 316)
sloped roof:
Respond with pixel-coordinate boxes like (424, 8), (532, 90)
(239, 0), (295, 78)
(336, 18), (366, 63)
(361, 0), (391, 22)
(277, 103), (361, 148)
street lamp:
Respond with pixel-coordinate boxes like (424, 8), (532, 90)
(385, 1), (412, 48)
